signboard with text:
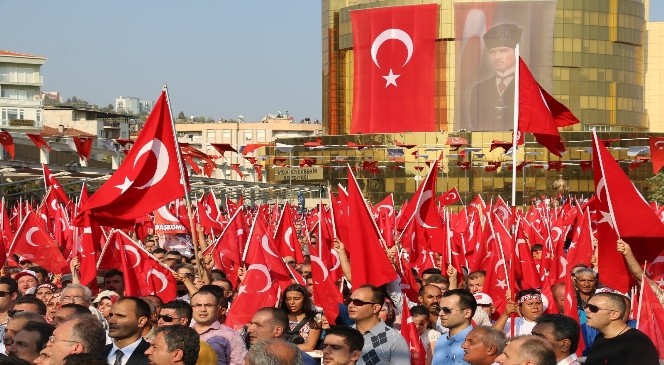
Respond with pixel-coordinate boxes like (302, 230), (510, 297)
(273, 166), (323, 182)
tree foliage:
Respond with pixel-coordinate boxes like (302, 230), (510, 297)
(647, 171), (664, 205)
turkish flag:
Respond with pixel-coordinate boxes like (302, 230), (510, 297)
(98, 230), (177, 302)
(154, 204), (189, 235)
(650, 137), (664, 174)
(0, 131), (15, 159)
(72, 137), (94, 160)
(593, 131), (664, 293)
(310, 249), (342, 325)
(438, 187), (461, 206)
(73, 90), (186, 227)
(518, 58), (580, 157)
(273, 204), (305, 264)
(43, 164), (70, 205)
(637, 278), (664, 359)
(202, 208), (245, 286)
(400, 300), (426, 365)
(8, 212), (68, 274)
(350, 4), (437, 133)
(27, 134), (51, 151)
(346, 166), (398, 288)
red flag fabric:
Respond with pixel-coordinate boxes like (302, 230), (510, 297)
(518, 58), (580, 157)
(593, 131), (664, 293)
(637, 278), (664, 359)
(72, 137), (94, 160)
(75, 212), (102, 287)
(209, 143), (237, 156)
(346, 166), (398, 288)
(8, 212), (68, 274)
(98, 230), (177, 302)
(153, 205), (189, 235)
(26, 134), (51, 151)
(0, 131), (15, 159)
(42, 164), (70, 205)
(242, 143), (267, 155)
(273, 204), (305, 264)
(446, 137), (468, 151)
(400, 299), (426, 365)
(310, 249), (342, 325)
(438, 187), (461, 206)
(230, 164), (245, 178)
(650, 137), (664, 174)
(350, 4), (437, 133)
(73, 90), (186, 227)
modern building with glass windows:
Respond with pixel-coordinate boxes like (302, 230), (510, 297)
(263, 0), (660, 205)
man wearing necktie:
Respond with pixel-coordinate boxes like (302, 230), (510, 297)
(469, 23), (522, 131)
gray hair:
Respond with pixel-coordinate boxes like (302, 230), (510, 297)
(246, 339), (303, 365)
(472, 326), (507, 354)
(68, 315), (106, 355)
(62, 284), (93, 303)
(513, 335), (556, 365)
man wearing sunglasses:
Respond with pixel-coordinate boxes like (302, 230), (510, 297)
(157, 300), (192, 327)
(0, 277), (19, 355)
(347, 284), (409, 365)
(432, 289), (477, 365)
(584, 292), (658, 365)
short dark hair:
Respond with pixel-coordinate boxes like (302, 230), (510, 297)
(151, 248), (167, 255)
(21, 321), (54, 351)
(15, 295), (47, 315)
(103, 269), (123, 279)
(422, 268), (442, 277)
(68, 315), (107, 355)
(410, 305), (430, 318)
(443, 289), (477, 317)
(325, 326), (364, 352)
(155, 325), (200, 365)
(198, 285), (227, 308)
(162, 300), (193, 323)
(424, 274), (450, 286)
(62, 353), (108, 365)
(256, 307), (289, 331)
(30, 266), (49, 280)
(213, 276), (233, 292)
(191, 289), (222, 307)
(466, 270), (486, 282)
(536, 314), (580, 354)
(59, 303), (91, 316)
(418, 284), (443, 297)
(358, 284), (385, 307)
(0, 277), (18, 294)
(117, 297), (152, 320)
(166, 250), (182, 258)
(531, 244), (543, 252)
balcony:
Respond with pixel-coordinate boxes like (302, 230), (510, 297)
(0, 98), (42, 108)
(0, 74), (43, 86)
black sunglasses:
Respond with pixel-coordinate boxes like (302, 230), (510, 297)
(0, 291), (13, 298)
(441, 307), (460, 315)
(7, 309), (23, 317)
(158, 314), (178, 323)
(349, 298), (379, 307)
(586, 303), (616, 313)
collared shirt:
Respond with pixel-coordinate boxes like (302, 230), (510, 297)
(106, 337), (143, 365)
(432, 324), (473, 365)
(503, 317), (537, 338)
(354, 320), (410, 365)
(193, 320), (247, 365)
(557, 354), (580, 365)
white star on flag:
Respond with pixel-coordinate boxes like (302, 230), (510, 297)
(115, 177), (133, 194)
(382, 69), (400, 87)
(597, 210), (615, 229)
(496, 279), (507, 289)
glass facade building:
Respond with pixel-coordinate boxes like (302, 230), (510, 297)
(294, 0), (657, 206)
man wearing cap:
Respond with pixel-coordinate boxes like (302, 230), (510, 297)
(473, 293), (495, 324)
(15, 270), (38, 295)
(469, 23), (522, 131)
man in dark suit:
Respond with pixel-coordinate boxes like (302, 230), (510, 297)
(469, 23), (522, 131)
(103, 297), (151, 365)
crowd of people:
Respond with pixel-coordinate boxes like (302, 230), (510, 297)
(0, 222), (658, 365)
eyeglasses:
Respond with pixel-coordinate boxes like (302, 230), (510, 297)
(7, 309), (24, 317)
(586, 303), (617, 313)
(48, 336), (78, 344)
(61, 296), (86, 303)
(158, 314), (179, 323)
(285, 260), (296, 265)
(440, 307), (459, 315)
(0, 291), (12, 298)
(349, 298), (380, 307)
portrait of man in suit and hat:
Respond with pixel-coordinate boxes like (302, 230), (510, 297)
(468, 23), (522, 131)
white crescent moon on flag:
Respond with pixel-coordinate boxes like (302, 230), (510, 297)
(551, 227), (563, 242)
(371, 28), (414, 69)
(247, 264), (272, 293)
(646, 256), (664, 275)
(51, 199), (58, 212)
(284, 227), (294, 251)
(134, 139), (169, 189)
(124, 245), (142, 268)
(377, 205), (394, 217)
(447, 192), (458, 201)
(26, 227), (39, 247)
(157, 206), (180, 223)
(147, 268), (168, 293)
(558, 256), (568, 279)
(261, 235), (278, 257)
(310, 255), (329, 282)
(495, 258), (505, 274)
(656, 141), (664, 150)
(330, 249), (341, 271)
(415, 190), (435, 229)
(596, 177), (606, 202)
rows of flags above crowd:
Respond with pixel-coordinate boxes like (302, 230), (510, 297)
(0, 87), (663, 357)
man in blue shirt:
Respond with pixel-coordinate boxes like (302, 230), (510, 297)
(432, 289), (477, 365)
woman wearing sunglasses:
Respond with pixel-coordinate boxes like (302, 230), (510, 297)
(279, 283), (322, 352)
(493, 288), (544, 337)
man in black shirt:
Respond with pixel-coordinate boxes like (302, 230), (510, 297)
(584, 292), (658, 365)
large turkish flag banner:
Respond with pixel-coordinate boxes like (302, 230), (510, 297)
(350, 4), (437, 134)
